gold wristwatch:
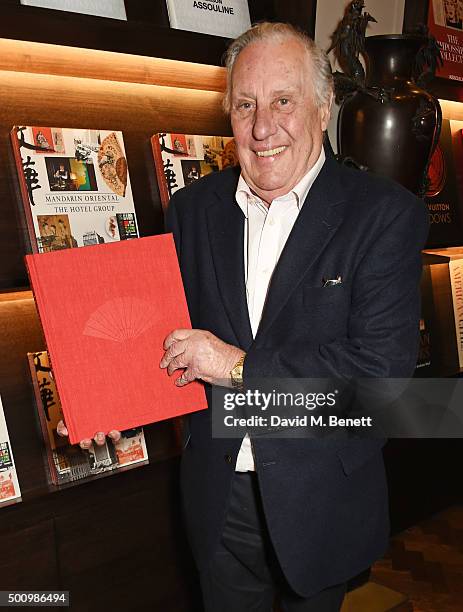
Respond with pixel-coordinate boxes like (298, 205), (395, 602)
(230, 354), (246, 388)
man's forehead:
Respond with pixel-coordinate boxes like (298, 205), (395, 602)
(231, 44), (311, 91)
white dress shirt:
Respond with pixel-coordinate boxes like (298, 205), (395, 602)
(234, 149), (326, 472)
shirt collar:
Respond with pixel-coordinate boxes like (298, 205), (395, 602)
(235, 148), (326, 218)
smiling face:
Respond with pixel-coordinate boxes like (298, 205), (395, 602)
(230, 36), (331, 205)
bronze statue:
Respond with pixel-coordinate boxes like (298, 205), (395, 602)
(327, 0), (377, 101)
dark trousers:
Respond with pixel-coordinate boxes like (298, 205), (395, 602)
(199, 472), (346, 612)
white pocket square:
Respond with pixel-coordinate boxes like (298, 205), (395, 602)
(323, 276), (342, 287)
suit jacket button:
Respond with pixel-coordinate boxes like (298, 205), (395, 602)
(224, 454), (232, 464)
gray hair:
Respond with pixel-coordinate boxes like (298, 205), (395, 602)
(223, 22), (333, 114)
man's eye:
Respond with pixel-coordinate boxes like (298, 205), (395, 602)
(278, 98), (290, 106)
(238, 102), (252, 110)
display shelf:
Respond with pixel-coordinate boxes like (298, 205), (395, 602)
(0, 3), (230, 66)
(0, 21), (230, 608)
(0, 0), (317, 67)
(0, 37), (230, 289)
(0, 38), (226, 92)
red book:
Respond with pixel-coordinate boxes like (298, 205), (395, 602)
(25, 234), (206, 444)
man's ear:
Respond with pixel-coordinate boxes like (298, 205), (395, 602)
(320, 91), (334, 132)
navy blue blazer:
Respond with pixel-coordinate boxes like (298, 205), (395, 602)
(166, 155), (429, 597)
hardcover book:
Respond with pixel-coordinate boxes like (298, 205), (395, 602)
(152, 132), (238, 211)
(11, 126), (139, 253)
(28, 351), (148, 485)
(166, 0), (250, 38)
(425, 119), (463, 247)
(0, 396), (21, 505)
(428, 0), (463, 82)
(25, 234), (207, 444)
(20, 1), (127, 20)
(422, 248), (463, 375)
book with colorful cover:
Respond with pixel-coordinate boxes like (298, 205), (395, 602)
(425, 118), (463, 247)
(11, 126), (139, 253)
(152, 132), (238, 211)
(428, 0), (463, 82)
(0, 395), (21, 505)
(25, 234), (207, 444)
(28, 351), (148, 486)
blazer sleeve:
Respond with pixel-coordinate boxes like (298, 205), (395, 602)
(244, 195), (429, 380)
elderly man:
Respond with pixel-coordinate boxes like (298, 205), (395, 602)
(64, 21), (427, 612)
(159, 22), (428, 612)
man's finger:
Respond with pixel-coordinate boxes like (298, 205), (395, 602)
(79, 438), (93, 450)
(108, 430), (121, 443)
(93, 431), (106, 446)
(175, 369), (195, 387)
(163, 329), (193, 350)
(56, 419), (68, 437)
(160, 339), (187, 368)
(167, 355), (187, 376)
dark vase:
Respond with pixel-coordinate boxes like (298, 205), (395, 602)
(337, 34), (441, 195)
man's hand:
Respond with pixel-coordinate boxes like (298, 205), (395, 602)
(160, 329), (245, 387)
(56, 420), (121, 449)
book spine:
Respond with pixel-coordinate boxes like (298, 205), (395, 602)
(165, 0), (178, 27)
(10, 127), (39, 253)
(449, 259), (463, 368)
(27, 353), (59, 485)
(151, 134), (171, 215)
(24, 254), (74, 442)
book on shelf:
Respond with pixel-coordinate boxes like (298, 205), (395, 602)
(28, 351), (148, 486)
(152, 132), (238, 211)
(25, 234), (207, 444)
(427, 0), (463, 82)
(20, 1), (128, 21)
(422, 248), (463, 375)
(0, 395), (21, 506)
(165, 0), (250, 38)
(11, 126), (139, 254)
(425, 119), (463, 248)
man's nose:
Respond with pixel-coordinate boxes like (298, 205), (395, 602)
(252, 106), (277, 141)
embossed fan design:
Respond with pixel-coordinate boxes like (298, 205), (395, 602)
(83, 297), (156, 342)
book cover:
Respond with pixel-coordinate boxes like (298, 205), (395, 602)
(25, 234), (207, 444)
(0, 396), (21, 506)
(422, 248), (463, 374)
(166, 0), (251, 38)
(20, 1), (127, 20)
(152, 132), (238, 211)
(28, 351), (148, 485)
(11, 126), (139, 253)
(428, 0), (463, 82)
(425, 118), (463, 247)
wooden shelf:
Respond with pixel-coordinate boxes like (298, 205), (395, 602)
(0, 4), (230, 65)
(0, 37), (230, 290)
(0, 38), (226, 92)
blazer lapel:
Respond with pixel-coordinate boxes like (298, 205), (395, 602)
(254, 157), (347, 341)
(206, 175), (253, 350)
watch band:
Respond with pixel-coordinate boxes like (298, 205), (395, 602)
(230, 354), (246, 388)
